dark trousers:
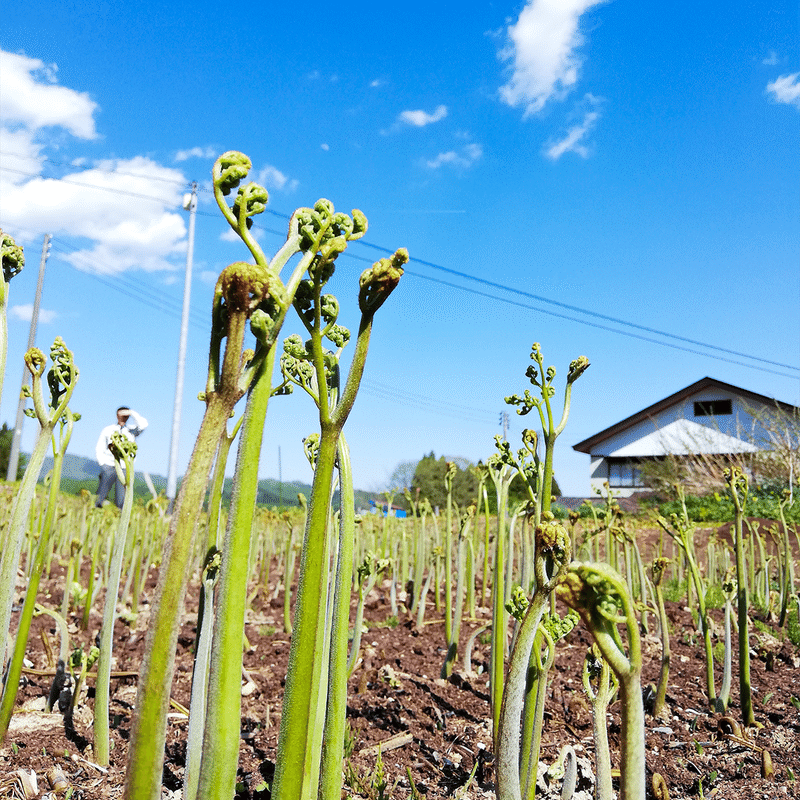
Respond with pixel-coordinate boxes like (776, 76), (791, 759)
(97, 464), (124, 508)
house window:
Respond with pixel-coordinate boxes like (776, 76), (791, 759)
(608, 459), (645, 488)
(694, 399), (732, 416)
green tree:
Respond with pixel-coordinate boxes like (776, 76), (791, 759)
(411, 453), (478, 510)
(387, 460), (417, 492)
(0, 422), (25, 481)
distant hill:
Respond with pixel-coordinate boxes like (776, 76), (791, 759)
(36, 452), (374, 510)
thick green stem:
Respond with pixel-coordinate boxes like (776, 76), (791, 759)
(123, 391), (243, 800)
(0, 427), (56, 662)
(583, 650), (616, 800)
(271, 428), (339, 800)
(489, 466), (510, 749)
(196, 349), (274, 799)
(559, 563), (644, 800)
(520, 627), (555, 800)
(496, 521), (570, 800)
(319, 434), (356, 800)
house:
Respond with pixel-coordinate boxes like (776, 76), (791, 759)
(572, 377), (799, 497)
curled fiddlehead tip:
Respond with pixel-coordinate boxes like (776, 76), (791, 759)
(24, 347), (47, 378)
(359, 248), (407, 316)
(213, 151), (252, 196)
(232, 182), (269, 229)
(109, 431), (137, 463)
(543, 609), (579, 643)
(1, 231), (25, 282)
(250, 306), (279, 347)
(724, 465), (748, 496)
(326, 324), (350, 349)
(567, 355), (590, 384)
(217, 262), (269, 314)
(303, 432), (320, 469)
(350, 209), (368, 240)
(650, 557), (670, 586)
(558, 564), (628, 635)
(535, 517), (572, 585)
(505, 585), (530, 621)
(521, 428), (539, 456)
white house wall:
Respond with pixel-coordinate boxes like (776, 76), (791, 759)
(586, 388), (777, 496)
(589, 389), (765, 458)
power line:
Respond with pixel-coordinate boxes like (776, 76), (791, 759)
(0, 150), (195, 188)
(2, 165), (795, 376)
(391, 269), (799, 381)
(247, 207), (798, 374)
(0, 166), (181, 206)
(48, 239), (209, 331)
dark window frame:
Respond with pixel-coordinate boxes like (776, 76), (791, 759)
(607, 457), (645, 488)
(694, 399), (732, 417)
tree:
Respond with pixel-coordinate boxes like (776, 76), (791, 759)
(387, 460), (418, 493)
(0, 423), (25, 481)
(411, 452), (478, 511)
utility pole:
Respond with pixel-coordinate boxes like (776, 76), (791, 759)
(166, 184), (197, 508)
(7, 234), (51, 481)
(499, 411), (509, 441)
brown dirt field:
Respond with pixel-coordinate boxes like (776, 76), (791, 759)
(2, 530), (800, 800)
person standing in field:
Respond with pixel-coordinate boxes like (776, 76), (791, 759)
(95, 406), (148, 508)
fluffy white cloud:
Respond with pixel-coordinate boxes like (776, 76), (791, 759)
(499, 0), (606, 116)
(0, 154), (188, 274)
(255, 165), (298, 192)
(0, 47), (188, 275)
(766, 73), (800, 108)
(0, 50), (97, 139)
(399, 105), (448, 127)
(9, 304), (57, 324)
(425, 143), (483, 170)
(175, 146), (218, 162)
(544, 95), (602, 159)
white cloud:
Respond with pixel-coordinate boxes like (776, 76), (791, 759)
(425, 143), (483, 170)
(0, 50), (97, 139)
(762, 51), (779, 66)
(498, 0), (606, 117)
(544, 94), (602, 159)
(370, 79), (384, 88)
(766, 73), (800, 108)
(0, 126), (44, 179)
(255, 165), (298, 192)
(199, 270), (220, 285)
(0, 155), (188, 274)
(398, 105), (448, 127)
(321, 143), (330, 151)
(9, 304), (57, 324)
(175, 146), (217, 162)
(0, 48), (191, 276)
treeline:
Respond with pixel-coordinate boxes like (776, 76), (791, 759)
(391, 452), (561, 514)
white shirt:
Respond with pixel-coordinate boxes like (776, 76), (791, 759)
(95, 410), (148, 467)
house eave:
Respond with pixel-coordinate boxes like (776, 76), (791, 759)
(572, 376), (798, 454)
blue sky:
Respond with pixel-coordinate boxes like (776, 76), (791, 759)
(1, 0), (798, 497)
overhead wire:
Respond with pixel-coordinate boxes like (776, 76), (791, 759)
(2, 161), (796, 379)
